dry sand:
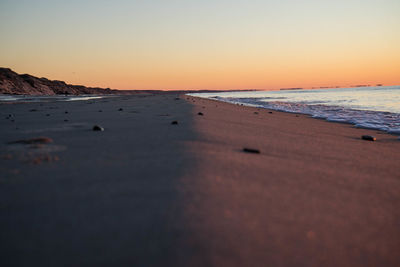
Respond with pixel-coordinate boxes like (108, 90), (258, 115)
(0, 94), (399, 266)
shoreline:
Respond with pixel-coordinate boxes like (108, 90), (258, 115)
(188, 94), (400, 137)
(1, 94), (399, 266)
(181, 95), (400, 266)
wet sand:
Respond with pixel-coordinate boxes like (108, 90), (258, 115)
(182, 96), (400, 267)
(0, 94), (399, 266)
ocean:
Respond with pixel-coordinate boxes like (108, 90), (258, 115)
(0, 95), (106, 102)
(189, 86), (400, 134)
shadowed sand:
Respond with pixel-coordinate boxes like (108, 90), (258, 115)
(0, 94), (399, 266)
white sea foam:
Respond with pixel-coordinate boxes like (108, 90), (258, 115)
(189, 86), (400, 134)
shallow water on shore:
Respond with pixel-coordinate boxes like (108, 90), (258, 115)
(189, 86), (400, 134)
(0, 94), (106, 103)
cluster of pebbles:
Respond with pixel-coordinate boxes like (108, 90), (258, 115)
(2, 96), (388, 167)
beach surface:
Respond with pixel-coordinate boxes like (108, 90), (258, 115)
(1, 94), (399, 266)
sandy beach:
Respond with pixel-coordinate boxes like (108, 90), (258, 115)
(1, 94), (399, 266)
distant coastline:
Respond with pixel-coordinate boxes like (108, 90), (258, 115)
(0, 68), (241, 96)
(1, 67), (394, 96)
(0, 68), (120, 96)
(281, 84), (387, 91)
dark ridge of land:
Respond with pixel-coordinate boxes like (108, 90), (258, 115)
(0, 67), (118, 95)
(0, 67), (236, 96)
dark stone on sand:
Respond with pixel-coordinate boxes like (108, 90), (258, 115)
(254, 112), (258, 114)
(98, 110), (102, 112)
(171, 121), (178, 125)
(65, 111), (69, 114)
(269, 111), (273, 114)
(243, 148), (260, 154)
(29, 109), (37, 112)
(46, 114), (50, 116)
(362, 135), (376, 141)
(8, 137), (53, 145)
(93, 125), (104, 131)
(198, 112), (204, 116)
(64, 119), (69, 122)
(118, 108), (123, 111)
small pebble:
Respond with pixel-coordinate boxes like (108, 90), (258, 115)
(93, 125), (104, 131)
(118, 108), (123, 111)
(269, 111), (273, 114)
(361, 135), (376, 141)
(171, 121), (178, 125)
(98, 110), (103, 112)
(243, 148), (260, 154)
(29, 109), (37, 112)
(64, 119), (69, 122)
(65, 111), (69, 114)
(46, 114), (50, 116)
(198, 112), (204, 116)
(254, 112), (258, 114)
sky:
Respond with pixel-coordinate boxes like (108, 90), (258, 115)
(0, 0), (399, 90)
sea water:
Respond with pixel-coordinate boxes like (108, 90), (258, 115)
(189, 86), (400, 134)
(0, 95), (106, 103)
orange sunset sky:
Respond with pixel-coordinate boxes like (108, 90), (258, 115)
(0, 0), (399, 90)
